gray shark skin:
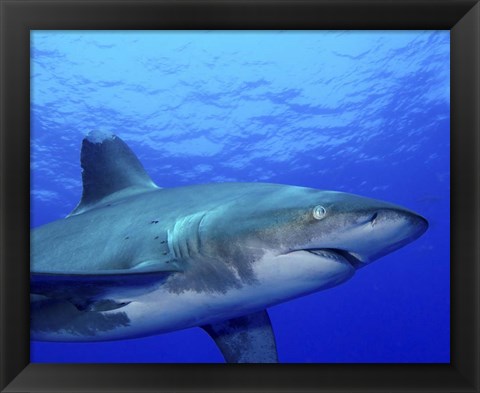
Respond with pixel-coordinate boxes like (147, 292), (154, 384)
(30, 131), (428, 363)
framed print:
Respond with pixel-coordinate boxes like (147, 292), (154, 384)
(1, 1), (479, 392)
(28, 29), (447, 365)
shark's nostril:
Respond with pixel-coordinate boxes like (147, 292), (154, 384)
(370, 212), (378, 226)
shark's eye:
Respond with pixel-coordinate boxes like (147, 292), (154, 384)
(313, 205), (327, 220)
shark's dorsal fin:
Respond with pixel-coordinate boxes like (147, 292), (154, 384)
(69, 131), (159, 216)
(202, 310), (278, 363)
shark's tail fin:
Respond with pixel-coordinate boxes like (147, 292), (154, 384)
(68, 131), (158, 217)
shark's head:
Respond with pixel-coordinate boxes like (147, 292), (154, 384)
(199, 184), (428, 286)
(283, 189), (429, 268)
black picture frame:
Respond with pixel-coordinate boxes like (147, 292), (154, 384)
(1, 0), (479, 392)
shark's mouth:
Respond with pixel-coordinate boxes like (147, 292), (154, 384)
(306, 248), (365, 269)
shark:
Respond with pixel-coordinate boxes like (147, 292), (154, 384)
(30, 131), (428, 363)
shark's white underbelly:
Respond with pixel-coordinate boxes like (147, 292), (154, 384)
(32, 250), (354, 342)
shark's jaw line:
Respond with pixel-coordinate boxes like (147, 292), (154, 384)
(303, 248), (365, 269)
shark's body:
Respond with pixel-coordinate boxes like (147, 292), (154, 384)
(31, 132), (428, 362)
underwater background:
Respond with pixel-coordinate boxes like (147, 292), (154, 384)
(30, 31), (450, 363)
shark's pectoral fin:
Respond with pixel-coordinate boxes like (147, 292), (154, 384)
(30, 269), (176, 309)
(202, 310), (278, 363)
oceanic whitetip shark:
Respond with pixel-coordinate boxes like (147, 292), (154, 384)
(30, 131), (428, 363)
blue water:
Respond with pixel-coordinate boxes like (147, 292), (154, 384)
(30, 31), (450, 363)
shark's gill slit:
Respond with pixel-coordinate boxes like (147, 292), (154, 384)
(171, 212), (207, 260)
(196, 212), (207, 253)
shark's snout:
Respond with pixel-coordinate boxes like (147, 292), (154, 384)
(337, 207), (429, 267)
(400, 210), (429, 237)
(378, 207), (427, 245)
